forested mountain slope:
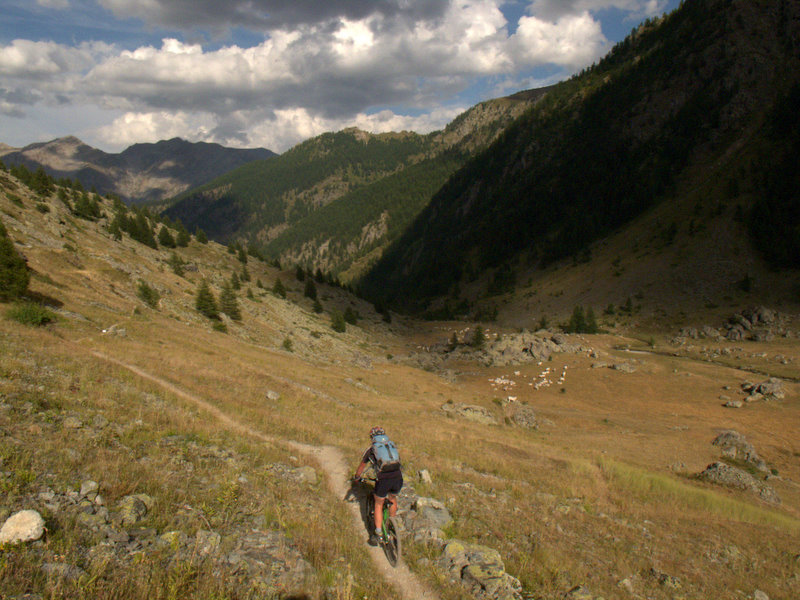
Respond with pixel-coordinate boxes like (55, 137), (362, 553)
(164, 93), (544, 279)
(360, 0), (800, 312)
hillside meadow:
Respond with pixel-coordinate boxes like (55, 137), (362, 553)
(1, 171), (799, 600)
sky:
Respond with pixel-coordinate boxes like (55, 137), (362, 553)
(0, 0), (680, 154)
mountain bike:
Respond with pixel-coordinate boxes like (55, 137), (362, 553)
(360, 477), (402, 567)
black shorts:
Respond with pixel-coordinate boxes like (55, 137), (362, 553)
(374, 471), (403, 498)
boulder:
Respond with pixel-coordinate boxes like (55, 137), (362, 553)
(41, 562), (86, 581)
(414, 497), (453, 529)
(512, 406), (537, 430)
(564, 586), (593, 600)
(80, 480), (99, 498)
(419, 469), (433, 484)
(0, 510), (46, 544)
(439, 540), (522, 600)
(712, 430), (768, 472)
(697, 462), (779, 504)
(195, 529), (221, 556)
(117, 494), (153, 527)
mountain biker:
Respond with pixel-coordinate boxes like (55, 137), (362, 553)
(353, 426), (403, 546)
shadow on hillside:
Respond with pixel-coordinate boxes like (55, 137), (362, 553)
(24, 290), (63, 308)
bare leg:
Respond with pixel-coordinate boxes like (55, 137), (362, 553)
(374, 495), (385, 532)
(387, 493), (398, 518)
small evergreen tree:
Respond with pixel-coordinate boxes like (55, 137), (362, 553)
(304, 278), (317, 300)
(585, 307), (599, 333)
(167, 251), (184, 276)
(295, 265), (305, 281)
(313, 298), (323, 313)
(241, 265), (250, 282)
(176, 226), (191, 247)
(237, 246), (248, 264)
(136, 280), (160, 309)
(344, 306), (358, 325)
(0, 219), (30, 301)
(195, 228), (208, 244)
(331, 310), (346, 332)
(219, 283), (242, 321)
(272, 278), (286, 298)
(158, 226), (176, 248)
(195, 279), (219, 319)
(566, 306), (586, 333)
(471, 325), (485, 349)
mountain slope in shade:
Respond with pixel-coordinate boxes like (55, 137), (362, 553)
(0, 136), (275, 204)
(360, 0), (800, 314)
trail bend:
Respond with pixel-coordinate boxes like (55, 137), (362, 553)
(89, 350), (438, 600)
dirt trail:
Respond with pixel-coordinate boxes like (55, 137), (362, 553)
(90, 350), (438, 600)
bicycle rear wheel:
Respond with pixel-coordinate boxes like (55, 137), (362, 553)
(382, 516), (401, 567)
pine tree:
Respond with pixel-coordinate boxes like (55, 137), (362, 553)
(471, 325), (485, 349)
(344, 306), (358, 325)
(313, 299), (323, 313)
(158, 226), (176, 248)
(241, 265), (250, 282)
(304, 278), (317, 300)
(219, 283), (242, 321)
(272, 278), (286, 298)
(295, 265), (305, 281)
(195, 280), (219, 319)
(585, 307), (599, 333)
(168, 251), (184, 276)
(175, 223), (191, 247)
(231, 271), (241, 290)
(237, 246), (248, 264)
(195, 228), (208, 244)
(566, 306), (586, 333)
(0, 219), (30, 301)
(331, 310), (346, 332)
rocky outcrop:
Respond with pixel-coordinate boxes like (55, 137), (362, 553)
(441, 402), (498, 425)
(697, 462), (779, 504)
(741, 378), (785, 402)
(439, 540), (523, 600)
(712, 431), (769, 473)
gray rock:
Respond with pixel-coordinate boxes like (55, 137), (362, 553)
(0, 510), (45, 544)
(698, 462), (779, 504)
(611, 363), (637, 373)
(265, 390), (281, 401)
(117, 495), (152, 526)
(512, 406), (537, 429)
(80, 480), (99, 498)
(724, 399), (744, 408)
(295, 466), (318, 485)
(414, 497), (453, 529)
(419, 469), (433, 484)
(62, 416), (82, 429)
(753, 591), (769, 600)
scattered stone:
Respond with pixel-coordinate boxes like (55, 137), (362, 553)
(80, 480), (99, 498)
(753, 591), (769, 600)
(697, 462), (779, 504)
(591, 362), (608, 369)
(650, 568), (681, 589)
(92, 415), (109, 429)
(724, 399), (744, 408)
(116, 494), (152, 526)
(419, 469), (433, 484)
(265, 390), (281, 401)
(0, 510), (46, 544)
(611, 363), (637, 373)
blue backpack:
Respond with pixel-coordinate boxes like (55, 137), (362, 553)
(371, 434), (401, 473)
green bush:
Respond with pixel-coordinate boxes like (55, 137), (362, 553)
(331, 311), (346, 332)
(136, 280), (160, 309)
(0, 219), (30, 300)
(6, 302), (56, 326)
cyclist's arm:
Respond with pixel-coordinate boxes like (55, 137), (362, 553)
(353, 447), (373, 480)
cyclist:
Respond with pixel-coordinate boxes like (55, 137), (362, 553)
(353, 426), (403, 545)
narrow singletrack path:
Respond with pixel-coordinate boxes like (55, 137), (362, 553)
(90, 350), (438, 600)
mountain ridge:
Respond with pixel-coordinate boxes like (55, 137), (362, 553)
(0, 136), (275, 204)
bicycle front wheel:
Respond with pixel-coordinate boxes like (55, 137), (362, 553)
(383, 516), (401, 567)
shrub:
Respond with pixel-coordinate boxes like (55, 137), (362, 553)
(0, 219), (30, 300)
(35, 202), (50, 213)
(272, 278), (286, 298)
(344, 306), (359, 325)
(195, 279), (219, 319)
(331, 311), (346, 332)
(313, 299), (323, 313)
(167, 252), (184, 276)
(282, 338), (294, 352)
(6, 302), (56, 326)
(136, 280), (160, 309)
(304, 278), (317, 300)
(212, 321), (227, 333)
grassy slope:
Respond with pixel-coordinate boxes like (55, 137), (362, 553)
(2, 171), (800, 600)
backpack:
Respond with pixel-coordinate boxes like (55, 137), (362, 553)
(371, 434), (401, 473)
